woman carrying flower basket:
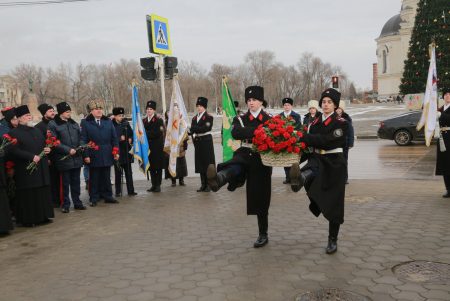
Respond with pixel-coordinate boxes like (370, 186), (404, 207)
(289, 88), (349, 255)
(207, 85), (273, 248)
(7, 105), (54, 227)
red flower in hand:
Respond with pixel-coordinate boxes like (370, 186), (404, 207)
(5, 161), (14, 169)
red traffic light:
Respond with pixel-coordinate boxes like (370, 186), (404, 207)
(332, 76), (339, 89)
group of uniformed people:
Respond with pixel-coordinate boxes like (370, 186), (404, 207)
(205, 86), (351, 253)
(0, 84), (355, 254)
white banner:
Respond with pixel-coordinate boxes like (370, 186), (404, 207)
(417, 45), (438, 147)
(163, 77), (189, 177)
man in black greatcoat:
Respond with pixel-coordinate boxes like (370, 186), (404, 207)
(8, 105), (54, 226)
(436, 88), (450, 197)
(143, 100), (165, 193)
(112, 107), (136, 197)
(0, 134), (13, 234)
(189, 97), (215, 192)
(278, 97), (302, 184)
(48, 102), (86, 213)
(207, 86), (272, 248)
(35, 103), (60, 208)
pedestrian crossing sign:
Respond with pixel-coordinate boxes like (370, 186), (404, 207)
(147, 14), (172, 55)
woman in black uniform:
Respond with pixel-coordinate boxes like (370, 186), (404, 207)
(289, 88), (348, 254)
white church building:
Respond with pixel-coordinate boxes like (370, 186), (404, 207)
(375, 0), (418, 97)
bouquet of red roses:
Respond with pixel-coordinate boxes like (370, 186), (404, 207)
(0, 134), (18, 151)
(60, 140), (99, 161)
(252, 115), (308, 167)
(26, 131), (61, 174)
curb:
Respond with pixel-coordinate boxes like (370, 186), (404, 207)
(355, 136), (378, 140)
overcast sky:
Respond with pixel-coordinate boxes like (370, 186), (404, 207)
(0, 0), (402, 89)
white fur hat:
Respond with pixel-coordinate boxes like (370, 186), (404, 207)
(307, 100), (319, 110)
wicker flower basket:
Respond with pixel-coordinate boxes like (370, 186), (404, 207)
(260, 152), (301, 167)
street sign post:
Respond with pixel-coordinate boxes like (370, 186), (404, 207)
(146, 14), (172, 113)
(146, 14), (172, 55)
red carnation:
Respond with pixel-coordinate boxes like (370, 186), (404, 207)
(5, 161), (14, 169)
(287, 146), (293, 153)
(112, 147), (119, 156)
(268, 123), (276, 130)
(300, 142), (306, 149)
(283, 132), (291, 139)
(258, 144), (269, 151)
(297, 131), (304, 138)
(293, 147), (300, 154)
(286, 126), (294, 133)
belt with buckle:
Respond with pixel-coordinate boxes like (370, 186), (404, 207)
(195, 132), (211, 137)
(314, 148), (343, 155)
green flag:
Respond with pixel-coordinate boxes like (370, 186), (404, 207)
(222, 79), (239, 162)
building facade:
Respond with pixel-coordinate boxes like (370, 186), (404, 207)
(375, 0), (418, 98)
(0, 75), (22, 110)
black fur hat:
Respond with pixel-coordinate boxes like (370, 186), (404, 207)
(196, 97), (208, 108)
(319, 88), (341, 108)
(245, 86), (264, 103)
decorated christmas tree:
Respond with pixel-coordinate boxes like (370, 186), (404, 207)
(400, 0), (450, 95)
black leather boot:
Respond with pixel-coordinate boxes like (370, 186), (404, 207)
(207, 165), (233, 192)
(253, 234), (268, 248)
(326, 237), (337, 254)
(197, 173), (206, 192)
(179, 178), (185, 186)
(290, 165), (314, 193)
(254, 214), (269, 248)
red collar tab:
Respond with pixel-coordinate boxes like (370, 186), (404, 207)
(312, 117), (320, 126)
(324, 117), (332, 126)
(258, 114), (263, 121)
(249, 114), (254, 121)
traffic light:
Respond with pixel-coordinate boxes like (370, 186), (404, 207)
(332, 76), (339, 89)
(139, 56), (178, 80)
(140, 57), (157, 81)
(164, 56), (178, 79)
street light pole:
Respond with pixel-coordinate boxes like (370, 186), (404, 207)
(159, 54), (167, 114)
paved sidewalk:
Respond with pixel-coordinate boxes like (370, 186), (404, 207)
(1, 178), (450, 301)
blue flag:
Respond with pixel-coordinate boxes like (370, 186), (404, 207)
(130, 83), (150, 174)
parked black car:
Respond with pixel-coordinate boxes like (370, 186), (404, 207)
(377, 111), (425, 146)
